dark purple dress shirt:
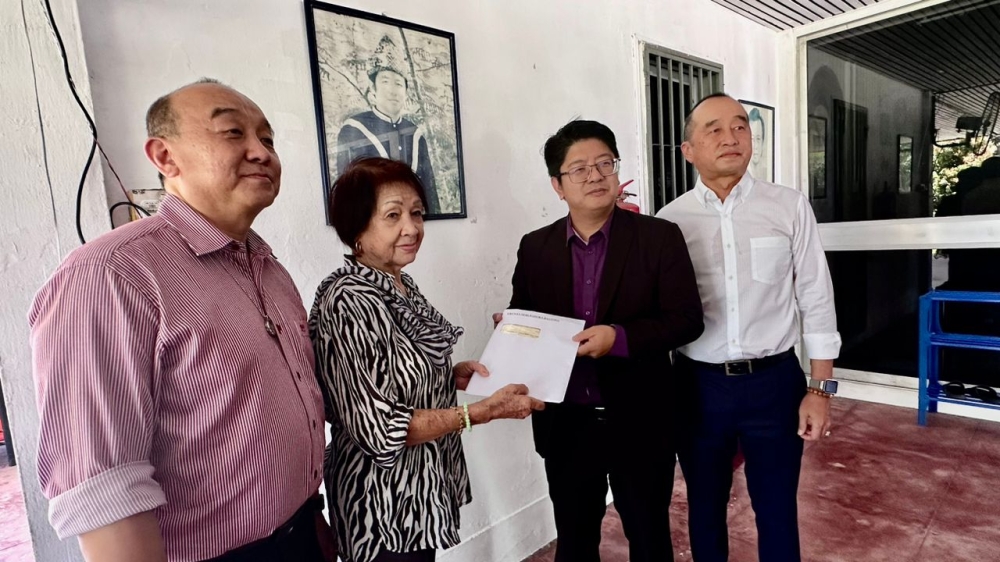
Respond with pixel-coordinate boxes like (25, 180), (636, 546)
(564, 215), (629, 406)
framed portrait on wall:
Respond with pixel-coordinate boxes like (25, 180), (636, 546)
(304, 1), (467, 222)
(897, 135), (913, 193)
(808, 116), (827, 199)
(738, 100), (775, 182)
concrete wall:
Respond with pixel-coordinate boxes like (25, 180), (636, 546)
(1, 0), (109, 560)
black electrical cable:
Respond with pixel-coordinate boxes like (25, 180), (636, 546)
(42, 0), (101, 245)
(108, 201), (151, 229)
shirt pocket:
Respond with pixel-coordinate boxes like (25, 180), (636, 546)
(750, 236), (792, 285)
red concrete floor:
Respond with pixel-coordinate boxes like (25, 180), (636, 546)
(0, 399), (998, 562)
(524, 398), (1000, 562)
(0, 455), (33, 562)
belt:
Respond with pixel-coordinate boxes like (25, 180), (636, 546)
(204, 494), (325, 562)
(679, 348), (796, 376)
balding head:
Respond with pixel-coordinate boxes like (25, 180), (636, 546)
(146, 78), (226, 185)
(143, 80), (280, 240)
(680, 94), (752, 185)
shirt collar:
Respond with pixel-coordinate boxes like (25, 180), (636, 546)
(372, 106), (403, 125)
(693, 171), (756, 207)
(156, 193), (273, 258)
(565, 209), (614, 245)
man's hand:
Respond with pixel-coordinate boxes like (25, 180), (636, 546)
(453, 360), (489, 391)
(798, 393), (832, 441)
(492, 312), (503, 328)
(574, 325), (617, 358)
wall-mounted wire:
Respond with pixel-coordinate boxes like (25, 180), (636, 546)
(109, 201), (152, 230)
(41, 0), (141, 245)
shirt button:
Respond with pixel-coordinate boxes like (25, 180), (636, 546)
(588, 250), (594, 255)
(585, 311), (591, 316)
(729, 276), (734, 280)
(296, 372), (302, 380)
(586, 279), (593, 285)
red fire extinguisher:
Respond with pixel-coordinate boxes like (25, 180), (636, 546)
(616, 180), (641, 213)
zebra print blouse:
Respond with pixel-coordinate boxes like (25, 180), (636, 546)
(308, 261), (472, 562)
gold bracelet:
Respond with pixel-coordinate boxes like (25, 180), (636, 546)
(454, 406), (465, 434)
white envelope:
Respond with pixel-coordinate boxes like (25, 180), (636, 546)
(466, 309), (584, 403)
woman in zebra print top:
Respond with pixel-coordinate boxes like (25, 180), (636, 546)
(310, 158), (544, 562)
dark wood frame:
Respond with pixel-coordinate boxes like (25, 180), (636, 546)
(304, 1), (468, 222)
(808, 115), (827, 199)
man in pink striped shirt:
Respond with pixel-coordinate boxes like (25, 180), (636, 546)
(29, 79), (336, 562)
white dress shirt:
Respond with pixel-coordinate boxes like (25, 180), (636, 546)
(656, 173), (841, 363)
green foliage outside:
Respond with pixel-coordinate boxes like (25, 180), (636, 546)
(932, 142), (997, 215)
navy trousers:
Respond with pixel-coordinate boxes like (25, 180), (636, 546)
(678, 353), (806, 562)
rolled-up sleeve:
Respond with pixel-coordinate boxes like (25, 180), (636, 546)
(315, 284), (413, 469)
(791, 195), (842, 360)
(29, 263), (165, 538)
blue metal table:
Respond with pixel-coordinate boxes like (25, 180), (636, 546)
(918, 290), (1000, 425)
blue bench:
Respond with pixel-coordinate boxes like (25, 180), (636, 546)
(918, 290), (1000, 425)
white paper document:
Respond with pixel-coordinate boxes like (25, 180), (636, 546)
(465, 309), (585, 403)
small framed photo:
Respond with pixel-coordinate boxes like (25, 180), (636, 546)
(739, 100), (775, 182)
(304, 1), (467, 221)
(898, 135), (913, 193)
(808, 116), (827, 199)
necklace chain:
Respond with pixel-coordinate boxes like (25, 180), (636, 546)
(221, 246), (278, 338)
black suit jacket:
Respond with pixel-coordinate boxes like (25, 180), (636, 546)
(509, 207), (704, 457)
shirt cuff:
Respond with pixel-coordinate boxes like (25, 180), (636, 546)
(610, 325), (629, 358)
(48, 461), (166, 539)
(802, 332), (842, 361)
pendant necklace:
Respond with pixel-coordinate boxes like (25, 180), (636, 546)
(223, 246), (279, 338)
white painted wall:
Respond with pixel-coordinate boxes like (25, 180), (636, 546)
(1, 1), (109, 561)
(4, 0), (777, 560)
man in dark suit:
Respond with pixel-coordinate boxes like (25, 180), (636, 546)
(503, 120), (704, 562)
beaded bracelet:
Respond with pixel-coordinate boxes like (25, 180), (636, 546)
(463, 403), (472, 433)
(807, 387), (833, 399)
(454, 406), (465, 434)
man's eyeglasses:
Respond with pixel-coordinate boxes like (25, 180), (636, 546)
(558, 158), (620, 184)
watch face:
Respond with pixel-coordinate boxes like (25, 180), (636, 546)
(823, 380), (839, 394)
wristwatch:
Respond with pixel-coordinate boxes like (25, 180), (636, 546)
(808, 378), (839, 395)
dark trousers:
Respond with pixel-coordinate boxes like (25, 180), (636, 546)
(205, 500), (325, 562)
(372, 549), (436, 561)
(543, 405), (675, 562)
(678, 354), (806, 562)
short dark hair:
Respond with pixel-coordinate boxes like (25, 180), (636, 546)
(329, 157), (429, 251)
(748, 107), (766, 143)
(982, 156), (1000, 179)
(956, 166), (985, 192)
(145, 77), (224, 185)
(543, 120), (619, 178)
(683, 92), (733, 142)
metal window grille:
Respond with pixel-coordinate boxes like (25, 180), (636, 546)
(646, 47), (724, 210)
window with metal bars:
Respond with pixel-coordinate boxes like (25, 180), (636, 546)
(646, 47), (724, 210)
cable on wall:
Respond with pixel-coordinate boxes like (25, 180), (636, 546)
(40, 0), (139, 244)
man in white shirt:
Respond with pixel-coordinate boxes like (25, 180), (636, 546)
(657, 93), (841, 562)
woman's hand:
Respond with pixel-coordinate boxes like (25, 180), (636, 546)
(472, 384), (545, 423)
(453, 360), (489, 391)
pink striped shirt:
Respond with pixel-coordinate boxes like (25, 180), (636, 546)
(29, 194), (325, 561)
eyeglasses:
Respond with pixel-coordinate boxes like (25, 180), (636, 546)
(558, 158), (620, 184)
